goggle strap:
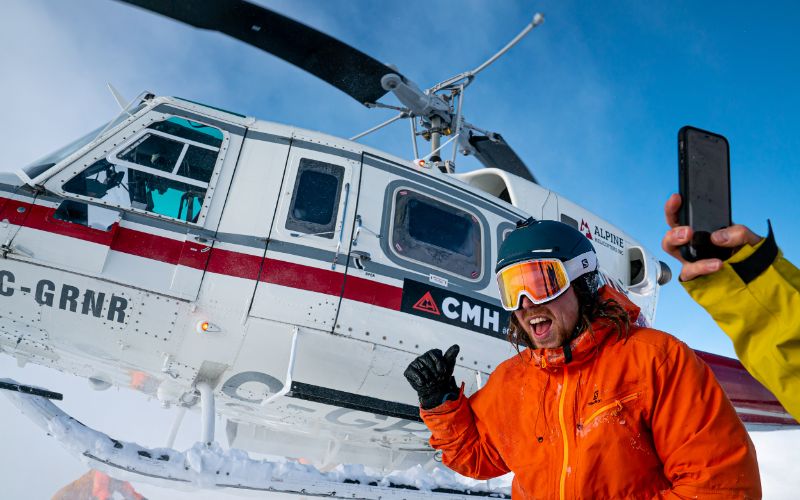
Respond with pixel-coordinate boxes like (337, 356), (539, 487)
(563, 251), (597, 281)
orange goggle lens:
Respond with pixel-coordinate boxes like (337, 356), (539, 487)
(496, 259), (571, 310)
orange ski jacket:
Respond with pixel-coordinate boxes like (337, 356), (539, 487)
(421, 287), (761, 499)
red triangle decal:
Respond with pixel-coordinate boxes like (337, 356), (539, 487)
(413, 291), (441, 315)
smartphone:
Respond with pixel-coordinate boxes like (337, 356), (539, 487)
(677, 126), (733, 262)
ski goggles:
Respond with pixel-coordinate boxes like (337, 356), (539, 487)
(496, 251), (597, 311)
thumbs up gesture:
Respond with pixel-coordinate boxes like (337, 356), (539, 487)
(404, 345), (461, 409)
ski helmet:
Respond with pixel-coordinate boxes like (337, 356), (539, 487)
(496, 218), (599, 309)
(497, 219), (597, 272)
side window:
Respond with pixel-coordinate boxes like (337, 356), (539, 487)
(53, 200), (119, 231)
(285, 159), (344, 238)
(61, 117), (224, 223)
(391, 189), (483, 280)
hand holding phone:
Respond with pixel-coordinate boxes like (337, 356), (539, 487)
(677, 126), (733, 262)
(662, 194), (762, 281)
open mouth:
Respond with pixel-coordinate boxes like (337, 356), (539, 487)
(529, 317), (553, 338)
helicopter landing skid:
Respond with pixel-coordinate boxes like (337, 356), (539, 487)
(2, 378), (509, 499)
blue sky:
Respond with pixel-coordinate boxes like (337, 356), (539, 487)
(1, 1), (800, 498)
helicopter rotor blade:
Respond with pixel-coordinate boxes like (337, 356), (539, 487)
(468, 133), (537, 184)
(116, 0), (401, 106)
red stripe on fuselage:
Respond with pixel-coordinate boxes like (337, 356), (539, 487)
(0, 195), (185, 264)
(177, 240), (214, 270)
(343, 275), (403, 310)
(1, 196), (116, 246)
(111, 227), (183, 265)
(0, 196), (34, 226)
(261, 258), (345, 297)
(0, 195), (404, 310)
(206, 247), (262, 280)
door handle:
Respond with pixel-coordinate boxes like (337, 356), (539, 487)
(351, 250), (371, 270)
(193, 235), (214, 244)
(352, 215), (381, 247)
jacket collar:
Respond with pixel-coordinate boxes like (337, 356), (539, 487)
(527, 286), (641, 370)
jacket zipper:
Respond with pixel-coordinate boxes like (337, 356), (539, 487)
(583, 392), (640, 425)
(558, 366), (569, 500)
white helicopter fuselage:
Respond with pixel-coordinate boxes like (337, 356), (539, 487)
(0, 95), (662, 470)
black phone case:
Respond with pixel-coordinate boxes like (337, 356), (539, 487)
(678, 126), (733, 262)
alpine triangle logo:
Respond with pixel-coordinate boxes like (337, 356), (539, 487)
(580, 219), (593, 240)
(413, 291), (441, 315)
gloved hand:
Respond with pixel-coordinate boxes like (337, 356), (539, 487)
(404, 344), (460, 410)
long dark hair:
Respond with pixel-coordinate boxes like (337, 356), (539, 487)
(506, 271), (630, 353)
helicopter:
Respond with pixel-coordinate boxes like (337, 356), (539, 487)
(1, 1), (795, 498)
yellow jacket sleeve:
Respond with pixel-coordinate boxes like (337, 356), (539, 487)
(682, 226), (800, 420)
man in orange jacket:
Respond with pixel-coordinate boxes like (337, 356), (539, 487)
(404, 219), (760, 499)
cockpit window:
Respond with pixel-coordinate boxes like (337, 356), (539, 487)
(20, 104), (146, 181)
(176, 145), (217, 183)
(149, 117), (223, 147)
(118, 134), (184, 173)
(117, 117), (222, 183)
(61, 116), (224, 223)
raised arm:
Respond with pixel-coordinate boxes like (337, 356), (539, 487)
(681, 228), (800, 420)
(404, 345), (510, 479)
(662, 193), (800, 419)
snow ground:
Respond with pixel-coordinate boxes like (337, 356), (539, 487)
(749, 429), (800, 499)
(126, 430), (800, 499)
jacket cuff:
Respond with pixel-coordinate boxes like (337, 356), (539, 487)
(729, 221), (777, 284)
(420, 384), (466, 416)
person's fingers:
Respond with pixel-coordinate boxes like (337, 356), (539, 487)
(432, 349), (449, 376)
(419, 350), (444, 378)
(403, 364), (426, 389)
(443, 344), (460, 373)
(422, 349), (442, 366)
(664, 193), (682, 228)
(412, 358), (437, 385)
(404, 361), (430, 390)
(711, 224), (762, 248)
(679, 259), (722, 281)
(661, 225), (692, 259)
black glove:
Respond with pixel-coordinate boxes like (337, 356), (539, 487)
(404, 344), (460, 410)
